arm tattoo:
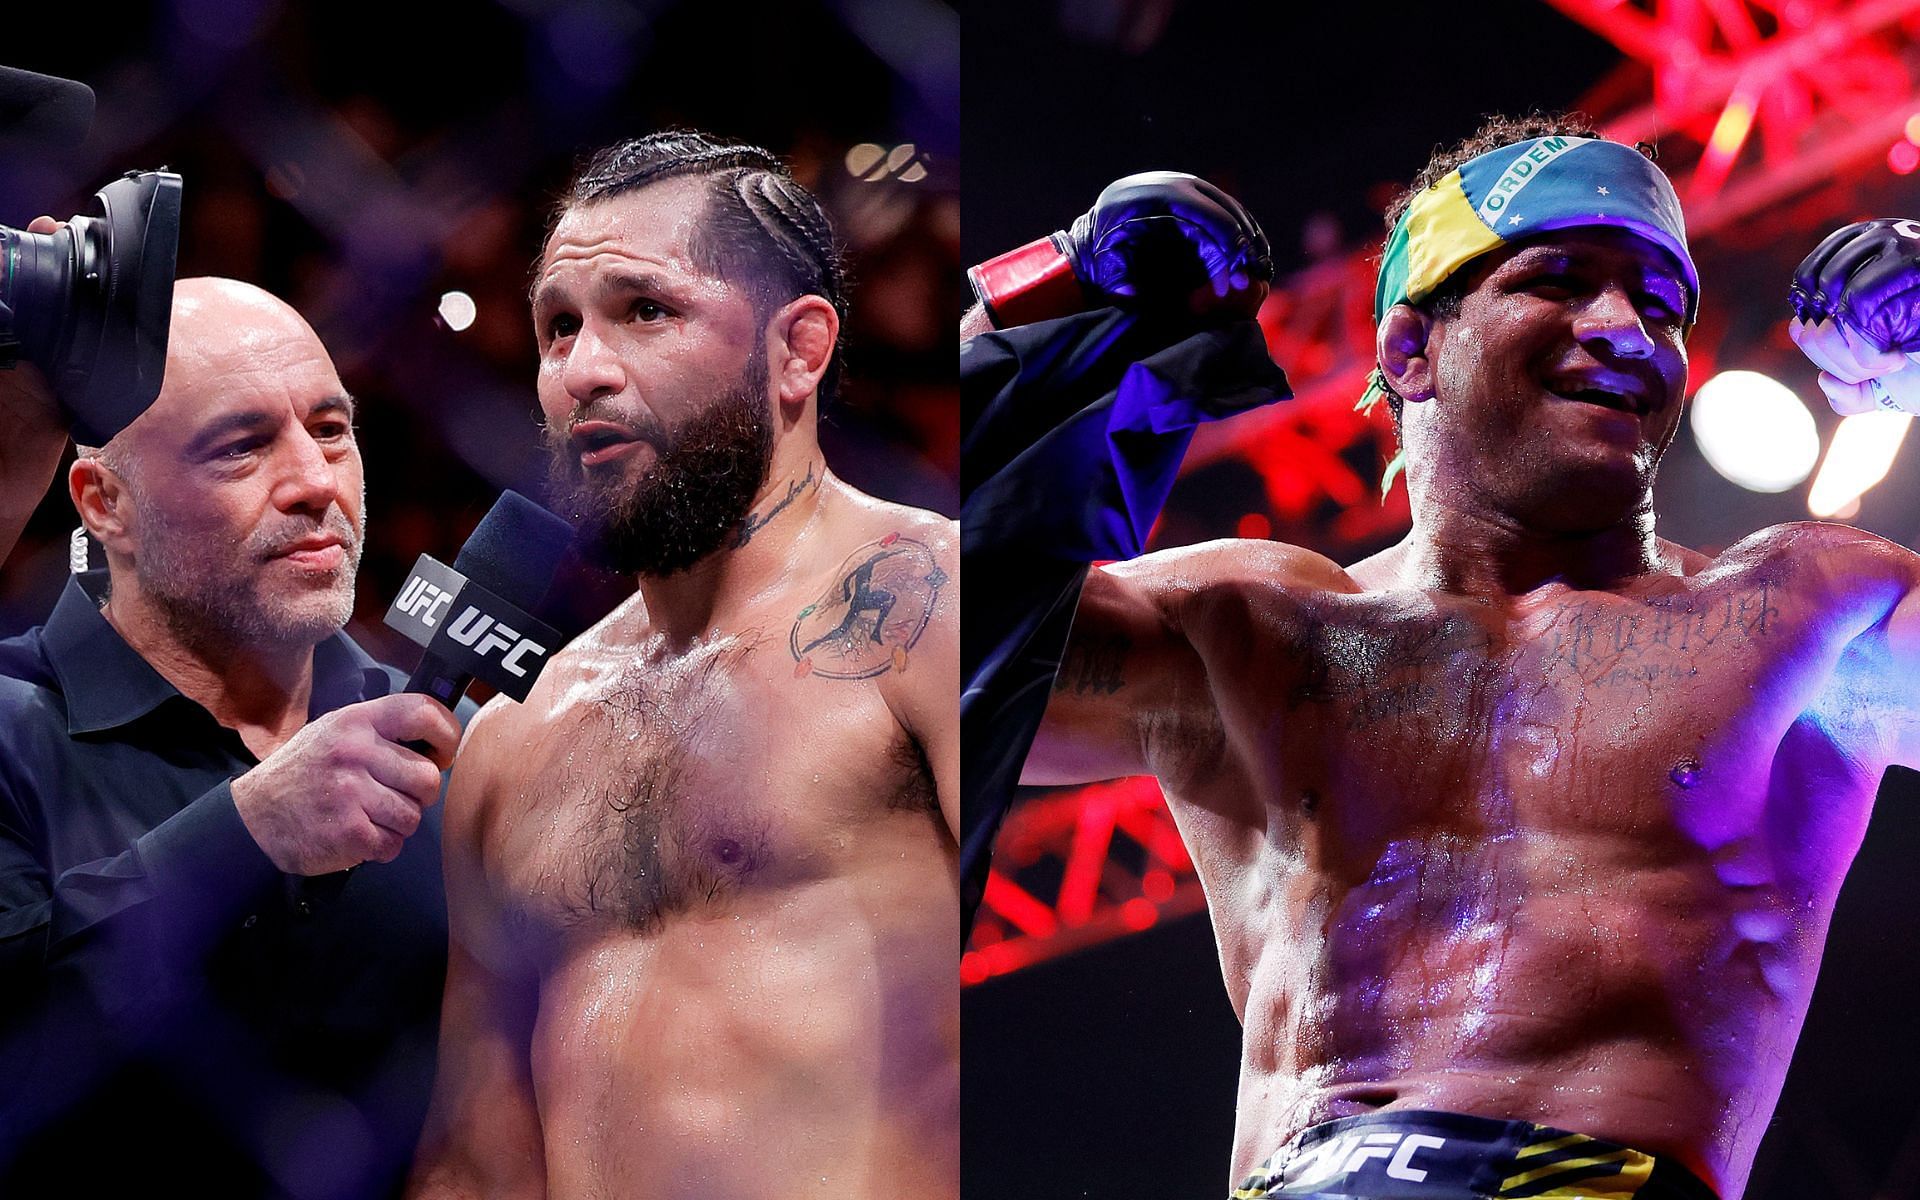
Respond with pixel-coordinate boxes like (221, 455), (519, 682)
(789, 533), (947, 680)
(1054, 634), (1130, 696)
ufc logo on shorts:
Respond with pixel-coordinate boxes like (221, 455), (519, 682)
(1282, 1131), (1447, 1190)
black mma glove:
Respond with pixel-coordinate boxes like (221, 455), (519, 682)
(968, 171), (1273, 328)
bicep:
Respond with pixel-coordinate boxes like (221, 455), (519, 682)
(1887, 583), (1920, 669)
(1021, 561), (1200, 787)
(920, 608), (961, 842)
(1801, 528), (1920, 769)
(885, 527), (960, 840)
(408, 712), (545, 1198)
(1883, 584), (1920, 767)
(407, 934), (546, 1198)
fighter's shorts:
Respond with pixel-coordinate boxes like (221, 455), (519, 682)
(1231, 1110), (1720, 1200)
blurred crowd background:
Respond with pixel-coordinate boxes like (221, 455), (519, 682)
(0, 0), (959, 662)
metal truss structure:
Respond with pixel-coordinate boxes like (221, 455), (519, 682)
(965, 0), (1920, 982)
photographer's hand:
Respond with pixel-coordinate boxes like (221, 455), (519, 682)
(0, 217), (73, 567)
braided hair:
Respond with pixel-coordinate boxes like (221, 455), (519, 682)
(550, 131), (851, 405)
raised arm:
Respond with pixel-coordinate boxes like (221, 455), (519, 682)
(959, 174), (1285, 931)
(1020, 554), (1208, 786)
(1788, 219), (1920, 766)
(408, 706), (545, 1199)
(1805, 533), (1920, 771)
(1021, 538), (1347, 788)
(1886, 584), (1920, 766)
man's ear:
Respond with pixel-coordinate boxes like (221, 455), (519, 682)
(1378, 303), (1436, 404)
(69, 455), (134, 553)
(768, 294), (840, 414)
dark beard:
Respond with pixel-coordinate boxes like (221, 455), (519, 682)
(545, 378), (775, 577)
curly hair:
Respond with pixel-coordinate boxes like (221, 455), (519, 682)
(1374, 112), (1667, 440)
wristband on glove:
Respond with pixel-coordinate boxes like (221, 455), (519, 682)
(967, 235), (1085, 330)
(1865, 360), (1920, 415)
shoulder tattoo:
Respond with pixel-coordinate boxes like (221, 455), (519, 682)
(789, 533), (948, 680)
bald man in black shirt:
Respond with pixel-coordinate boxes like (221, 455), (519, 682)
(0, 279), (463, 1199)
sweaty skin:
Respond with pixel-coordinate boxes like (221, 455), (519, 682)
(434, 489), (957, 1200)
(411, 171), (958, 1200)
(1021, 228), (1920, 1199)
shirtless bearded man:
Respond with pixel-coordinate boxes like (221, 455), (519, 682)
(962, 114), (1920, 1199)
(409, 133), (958, 1198)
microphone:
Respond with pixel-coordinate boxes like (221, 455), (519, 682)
(0, 65), (94, 149)
(383, 490), (574, 709)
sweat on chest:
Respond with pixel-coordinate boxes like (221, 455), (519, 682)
(479, 635), (907, 937)
(1207, 582), (1813, 841)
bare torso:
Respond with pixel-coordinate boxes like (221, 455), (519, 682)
(449, 500), (958, 1199)
(1042, 521), (1920, 1198)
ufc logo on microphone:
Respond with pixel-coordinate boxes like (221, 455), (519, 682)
(395, 574), (456, 626)
(444, 607), (549, 677)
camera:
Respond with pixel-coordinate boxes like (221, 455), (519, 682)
(0, 168), (183, 445)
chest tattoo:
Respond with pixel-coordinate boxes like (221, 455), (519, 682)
(1545, 581), (1783, 685)
(1289, 611), (1494, 730)
(790, 534), (946, 680)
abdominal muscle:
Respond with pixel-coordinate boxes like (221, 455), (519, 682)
(528, 865), (958, 1200)
(1151, 553), (1887, 1199)
(1212, 818), (1839, 1199)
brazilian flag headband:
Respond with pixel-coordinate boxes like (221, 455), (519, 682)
(1360, 135), (1700, 491)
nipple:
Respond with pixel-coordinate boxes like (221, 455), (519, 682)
(1669, 756), (1702, 789)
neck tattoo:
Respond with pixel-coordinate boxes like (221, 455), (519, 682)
(733, 461), (818, 549)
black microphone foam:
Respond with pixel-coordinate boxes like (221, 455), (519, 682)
(0, 66), (95, 148)
(386, 489), (575, 709)
(451, 489), (574, 614)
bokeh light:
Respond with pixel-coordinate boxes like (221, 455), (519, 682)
(436, 290), (476, 332)
(1808, 411), (1914, 518)
(1689, 369), (1820, 493)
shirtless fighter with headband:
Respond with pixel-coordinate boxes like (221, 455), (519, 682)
(961, 114), (1920, 1199)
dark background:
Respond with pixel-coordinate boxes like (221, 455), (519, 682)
(963, 3), (1920, 1198)
(1, 0), (960, 655)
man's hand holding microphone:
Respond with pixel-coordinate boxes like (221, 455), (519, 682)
(232, 695), (463, 875)
(229, 489), (572, 876)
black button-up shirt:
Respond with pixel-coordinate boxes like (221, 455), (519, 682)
(0, 572), (452, 1199)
